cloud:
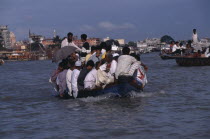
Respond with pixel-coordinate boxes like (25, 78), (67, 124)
(79, 25), (96, 31)
(98, 21), (135, 30)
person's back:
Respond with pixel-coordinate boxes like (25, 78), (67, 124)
(115, 47), (136, 79)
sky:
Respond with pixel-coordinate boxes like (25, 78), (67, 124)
(0, 0), (210, 41)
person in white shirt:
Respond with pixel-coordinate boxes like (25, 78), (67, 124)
(61, 32), (81, 51)
(110, 53), (119, 75)
(115, 47), (137, 79)
(192, 29), (198, 44)
(205, 47), (210, 57)
(172, 42), (180, 53)
(71, 61), (82, 98)
(66, 61), (75, 97)
(84, 62), (100, 89)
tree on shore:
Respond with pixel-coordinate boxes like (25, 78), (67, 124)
(160, 35), (174, 44)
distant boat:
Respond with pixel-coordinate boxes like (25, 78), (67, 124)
(176, 57), (210, 66)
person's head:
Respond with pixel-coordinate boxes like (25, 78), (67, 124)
(130, 53), (140, 61)
(95, 46), (101, 57)
(175, 41), (179, 46)
(100, 42), (107, 49)
(86, 60), (94, 70)
(70, 52), (78, 60)
(58, 62), (64, 71)
(113, 53), (119, 61)
(105, 53), (113, 63)
(81, 34), (87, 42)
(170, 41), (175, 46)
(180, 43), (183, 47)
(193, 29), (197, 34)
(122, 47), (130, 55)
(91, 46), (96, 54)
(75, 61), (82, 69)
(95, 61), (100, 70)
(106, 45), (112, 52)
(67, 32), (73, 42)
(69, 61), (75, 70)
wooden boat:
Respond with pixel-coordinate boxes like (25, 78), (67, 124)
(175, 57), (210, 66)
(160, 54), (180, 60)
(77, 81), (143, 98)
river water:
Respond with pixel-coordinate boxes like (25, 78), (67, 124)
(0, 52), (210, 139)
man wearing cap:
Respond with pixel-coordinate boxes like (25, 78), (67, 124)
(71, 61), (82, 98)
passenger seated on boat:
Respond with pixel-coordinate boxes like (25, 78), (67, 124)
(96, 53), (115, 88)
(115, 47), (137, 79)
(100, 42), (107, 59)
(101, 44), (112, 60)
(87, 46), (102, 64)
(110, 53), (119, 75)
(66, 61), (75, 97)
(71, 61), (82, 98)
(129, 54), (148, 88)
(204, 47), (210, 57)
(84, 61), (100, 90)
(193, 50), (202, 58)
(85, 46), (96, 63)
(185, 43), (194, 55)
(57, 60), (69, 98)
(77, 60), (95, 91)
(172, 42), (181, 54)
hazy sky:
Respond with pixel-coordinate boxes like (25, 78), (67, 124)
(0, 0), (209, 41)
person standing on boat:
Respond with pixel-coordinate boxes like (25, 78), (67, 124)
(192, 29), (198, 44)
(115, 47), (137, 79)
(80, 34), (90, 62)
(61, 32), (81, 51)
(71, 61), (82, 98)
(192, 29), (202, 52)
(77, 60), (95, 90)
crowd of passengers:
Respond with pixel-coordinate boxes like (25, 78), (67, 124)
(50, 32), (148, 99)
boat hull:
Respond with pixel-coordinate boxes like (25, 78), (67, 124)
(176, 57), (210, 66)
(77, 82), (142, 98)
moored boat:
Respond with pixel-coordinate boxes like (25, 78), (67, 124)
(175, 57), (210, 66)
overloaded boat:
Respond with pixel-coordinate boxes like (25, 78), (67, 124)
(175, 57), (210, 66)
(77, 78), (143, 98)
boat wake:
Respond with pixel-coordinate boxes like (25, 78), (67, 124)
(78, 90), (166, 103)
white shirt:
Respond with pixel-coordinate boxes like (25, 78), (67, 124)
(61, 38), (81, 51)
(115, 55), (137, 79)
(110, 60), (117, 75)
(71, 69), (80, 98)
(172, 44), (180, 52)
(84, 68), (97, 89)
(66, 69), (72, 96)
(192, 33), (198, 44)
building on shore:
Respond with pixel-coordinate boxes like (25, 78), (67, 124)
(103, 37), (125, 46)
(74, 38), (101, 46)
(0, 25), (11, 49)
(10, 32), (16, 49)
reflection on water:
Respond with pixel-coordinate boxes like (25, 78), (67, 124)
(0, 53), (210, 138)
